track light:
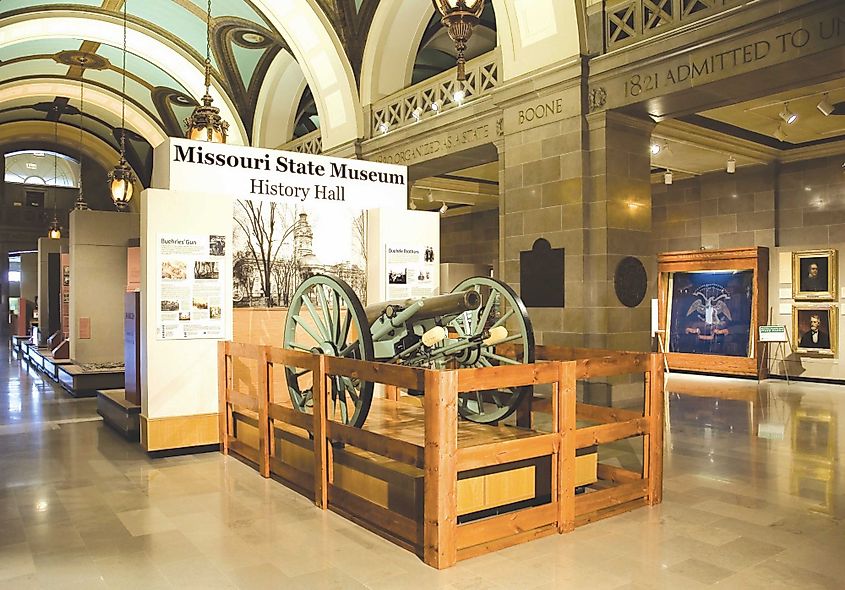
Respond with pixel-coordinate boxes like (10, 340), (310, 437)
(817, 94), (834, 116)
(412, 108), (422, 122)
(779, 103), (797, 125)
(426, 190), (434, 203)
(726, 156), (736, 174)
(439, 202), (449, 214)
(774, 124), (786, 142)
(409, 200), (417, 210)
(664, 170), (673, 185)
(650, 144), (661, 155)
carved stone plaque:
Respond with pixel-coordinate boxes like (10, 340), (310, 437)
(520, 238), (564, 308)
(614, 256), (647, 308)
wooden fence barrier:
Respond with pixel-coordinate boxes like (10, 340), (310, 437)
(217, 343), (665, 569)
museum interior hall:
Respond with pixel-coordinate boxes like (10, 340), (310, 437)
(1, 0), (844, 588)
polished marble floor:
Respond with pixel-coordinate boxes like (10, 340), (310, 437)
(0, 346), (843, 589)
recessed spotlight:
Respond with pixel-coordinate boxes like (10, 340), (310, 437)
(817, 94), (834, 116)
(779, 103), (797, 125)
(664, 170), (673, 185)
(726, 156), (736, 174)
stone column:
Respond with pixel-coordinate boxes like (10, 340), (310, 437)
(584, 111), (655, 351)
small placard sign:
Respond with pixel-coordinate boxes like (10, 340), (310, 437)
(759, 325), (788, 343)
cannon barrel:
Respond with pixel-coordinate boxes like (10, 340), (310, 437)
(365, 290), (481, 325)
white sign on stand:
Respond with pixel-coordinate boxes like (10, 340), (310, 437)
(758, 325), (788, 343)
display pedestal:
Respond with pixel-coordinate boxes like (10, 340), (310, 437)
(97, 389), (141, 441)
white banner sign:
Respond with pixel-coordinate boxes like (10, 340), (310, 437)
(156, 233), (226, 340)
(153, 138), (408, 211)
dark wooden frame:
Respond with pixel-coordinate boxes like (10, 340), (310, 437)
(658, 247), (769, 379)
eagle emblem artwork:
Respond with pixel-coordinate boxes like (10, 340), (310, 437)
(669, 271), (754, 357)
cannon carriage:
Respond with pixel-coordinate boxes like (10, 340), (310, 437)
(282, 274), (534, 427)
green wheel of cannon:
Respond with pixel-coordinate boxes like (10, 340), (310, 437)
(449, 276), (535, 424)
(283, 274), (374, 427)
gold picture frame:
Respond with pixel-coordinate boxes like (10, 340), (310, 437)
(793, 304), (837, 355)
(792, 249), (837, 300)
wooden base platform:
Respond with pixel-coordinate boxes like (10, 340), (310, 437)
(58, 363), (125, 397)
(25, 346), (73, 382)
(97, 389), (141, 441)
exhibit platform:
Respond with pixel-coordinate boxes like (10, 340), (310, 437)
(11, 335), (28, 355)
(97, 389), (141, 441)
(218, 342), (665, 569)
(58, 362), (125, 397)
(25, 346), (72, 382)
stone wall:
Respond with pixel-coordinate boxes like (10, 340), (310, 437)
(439, 209), (498, 271)
(652, 155), (844, 253)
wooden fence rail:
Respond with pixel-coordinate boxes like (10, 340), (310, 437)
(217, 343), (664, 568)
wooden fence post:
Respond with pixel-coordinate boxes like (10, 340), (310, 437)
(312, 355), (328, 509)
(646, 353), (665, 505)
(258, 346), (270, 478)
(557, 361), (576, 533)
(217, 341), (229, 455)
(423, 369), (458, 569)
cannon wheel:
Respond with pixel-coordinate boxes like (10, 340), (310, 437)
(283, 275), (374, 427)
(449, 276), (535, 424)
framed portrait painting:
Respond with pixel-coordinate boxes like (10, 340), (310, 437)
(793, 304), (837, 355)
(793, 249), (837, 300)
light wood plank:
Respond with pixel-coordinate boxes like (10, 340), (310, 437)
(328, 485), (421, 547)
(575, 417), (650, 448)
(325, 356), (426, 390)
(576, 402), (642, 424)
(456, 503), (556, 551)
(574, 480), (649, 517)
(456, 434), (557, 471)
(558, 361), (576, 533)
(327, 421), (425, 468)
(455, 362), (561, 392)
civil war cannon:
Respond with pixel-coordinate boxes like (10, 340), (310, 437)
(282, 275), (534, 427)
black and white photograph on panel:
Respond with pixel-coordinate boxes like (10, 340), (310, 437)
(232, 199), (367, 308)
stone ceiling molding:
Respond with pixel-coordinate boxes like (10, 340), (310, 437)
(0, 79), (167, 146)
(252, 50), (308, 149)
(0, 11), (248, 145)
(360, 0), (582, 107)
(251, 0), (363, 149)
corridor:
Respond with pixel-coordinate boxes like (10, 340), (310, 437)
(0, 346), (843, 589)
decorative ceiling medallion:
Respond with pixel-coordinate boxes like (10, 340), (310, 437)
(52, 50), (110, 70)
(234, 30), (270, 48)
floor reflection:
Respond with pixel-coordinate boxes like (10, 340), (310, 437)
(668, 372), (841, 517)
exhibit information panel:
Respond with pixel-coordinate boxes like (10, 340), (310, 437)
(667, 270), (754, 357)
(156, 233), (226, 340)
(386, 244), (437, 299)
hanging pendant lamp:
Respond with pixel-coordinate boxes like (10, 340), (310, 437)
(49, 114), (62, 239)
(74, 72), (89, 211)
(431, 0), (485, 81)
(108, 0), (135, 211)
(185, 0), (229, 143)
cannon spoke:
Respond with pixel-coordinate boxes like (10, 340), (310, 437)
(302, 293), (332, 343)
(478, 289), (498, 334)
(491, 308), (514, 329)
(293, 313), (325, 348)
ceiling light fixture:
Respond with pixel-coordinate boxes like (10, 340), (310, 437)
(74, 71), (89, 210)
(453, 90), (466, 106)
(773, 124), (787, 142)
(409, 199), (417, 210)
(817, 94), (834, 116)
(726, 155), (736, 174)
(185, 0), (229, 142)
(109, 0), (135, 211)
(779, 103), (797, 125)
(650, 143), (661, 155)
(439, 202), (449, 214)
(663, 169), (673, 185)
(431, 0), (485, 81)
(431, 101), (440, 113)
(412, 108), (422, 122)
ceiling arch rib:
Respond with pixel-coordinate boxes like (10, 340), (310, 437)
(253, 49), (308, 149)
(251, 0), (363, 149)
(0, 12), (248, 145)
(0, 79), (167, 146)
